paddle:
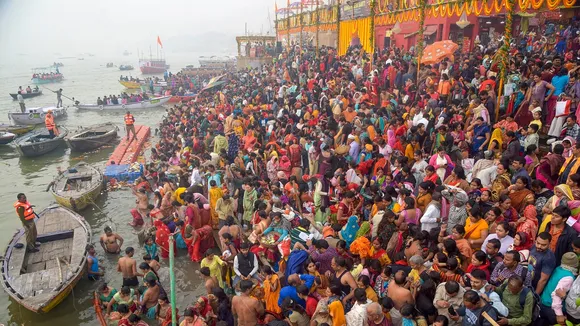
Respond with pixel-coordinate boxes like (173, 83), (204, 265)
(40, 85), (80, 105)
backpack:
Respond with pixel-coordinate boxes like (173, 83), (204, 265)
(477, 302), (499, 326)
(498, 282), (541, 322)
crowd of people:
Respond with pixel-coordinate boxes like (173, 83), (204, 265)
(92, 19), (580, 326)
(97, 92), (151, 106)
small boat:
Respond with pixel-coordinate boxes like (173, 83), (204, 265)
(9, 106), (67, 125)
(10, 90), (43, 100)
(78, 58), (84, 61)
(49, 162), (104, 211)
(106, 63), (113, 68)
(75, 96), (171, 110)
(119, 65), (134, 71)
(0, 124), (35, 135)
(1, 205), (91, 313)
(119, 80), (141, 89)
(31, 67), (64, 84)
(167, 95), (197, 103)
(14, 127), (69, 157)
(0, 132), (16, 144)
(65, 123), (118, 152)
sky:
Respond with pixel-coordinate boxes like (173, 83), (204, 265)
(0, 0), (278, 61)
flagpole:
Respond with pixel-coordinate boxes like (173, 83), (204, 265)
(287, 0), (291, 50)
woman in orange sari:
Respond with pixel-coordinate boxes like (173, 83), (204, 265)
(241, 130), (257, 151)
(464, 207), (489, 250)
(507, 176), (535, 214)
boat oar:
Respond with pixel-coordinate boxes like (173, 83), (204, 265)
(40, 85), (79, 104)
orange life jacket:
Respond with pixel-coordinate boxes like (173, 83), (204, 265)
(14, 200), (35, 220)
(124, 114), (134, 125)
(45, 113), (55, 129)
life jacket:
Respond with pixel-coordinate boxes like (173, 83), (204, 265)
(14, 200), (35, 220)
(45, 113), (55, 129)
(124, 114), (134, 125)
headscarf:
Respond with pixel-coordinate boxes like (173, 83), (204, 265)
(555, 184), (574, 202)
(340, 216), (360, 248)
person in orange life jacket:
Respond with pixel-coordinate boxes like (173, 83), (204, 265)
(44, 109), (58, 138)
(14, 193), (40, 253)
(124, 111), (136, 141)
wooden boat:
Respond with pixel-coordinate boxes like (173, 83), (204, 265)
(49, 162), (103, 211)
(14, 127), (68, 157)
(10, 90), (43, 100)
(0, 124), (34, 135)
(0, 132), (16, 144)
(119, 65), (134, 71)
(168, 95), (197, 103)
(9, 106), (67, 125)
(75, 96), (171, 110)
(65, 123), (118, 152)
(119, 80), (141, 89)
(1, 205), (91, 313)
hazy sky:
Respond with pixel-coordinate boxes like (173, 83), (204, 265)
(0, 0), (278, 59)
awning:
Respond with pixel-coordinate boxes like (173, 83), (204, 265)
(424, 25), (438, 36)
(404, 30), (420, 38)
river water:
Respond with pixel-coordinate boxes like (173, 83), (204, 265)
(0, 52), (218, 325)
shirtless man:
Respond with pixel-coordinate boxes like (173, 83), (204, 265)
(100, 226), (124, 254)
(143, 254), (161, 273)
(134, 187), (149, 217)
(117, 247), (141, 287)
(140, 278), (160, 319)
(387, 270), (414, 326)
(200, 267), (217, 295)
(232, 280), (264, 326)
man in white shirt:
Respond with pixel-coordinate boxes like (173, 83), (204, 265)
(190, 164), (203, 187)
(17, 92), (25, 113)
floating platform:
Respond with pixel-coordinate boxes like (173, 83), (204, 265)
(107, 125), (150, 166)
(104, 163), (143, 182)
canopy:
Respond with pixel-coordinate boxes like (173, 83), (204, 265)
(420, 40), (459, 65)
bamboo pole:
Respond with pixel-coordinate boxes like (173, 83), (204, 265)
(336, 0), (341, 51)
(370, 0), (376, 67)
(416, 0), (427, 85)
(169, 237), (177, 325)
(316, 1), (320, 57)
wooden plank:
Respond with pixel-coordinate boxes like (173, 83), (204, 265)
(45, 259), (57, 269)
(20, 273), (36, 297)
(70, 227), (87, 266)
(26, 251), (43, 265)
(47, 268), (61, 289)
(38, 272), (51, 291)
(7, 241), (27, 277)
(10, 276), (23, 293)
(35, 215), (47, 234)
(27, 262), (46, 273)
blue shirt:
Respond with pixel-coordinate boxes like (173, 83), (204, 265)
(528, 246), (556, 290)
(552, 75), (569, 96)
(278, 274), (315, 307)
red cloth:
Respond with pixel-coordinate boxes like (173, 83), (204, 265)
(129, 209), (144, 226)
(190, 225), (214, 262)
(154, 220), (174, 259)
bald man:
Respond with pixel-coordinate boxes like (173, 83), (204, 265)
(387, 270), (414, 326)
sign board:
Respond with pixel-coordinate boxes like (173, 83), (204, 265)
(340, 0), (370, 20)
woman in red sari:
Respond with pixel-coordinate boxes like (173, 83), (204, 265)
(515, 205), (538, 247)
(157, 295), (179, 326)
(154, 220), (174, 259)
(190, 225), (214, 262)
(369, 236), (391, 267)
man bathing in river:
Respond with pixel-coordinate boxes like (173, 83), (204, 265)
(117, 247), (142, 287)
(232, 280), (264, 326)
(140, 278), (160, 319)
(100, 226), (124, 254)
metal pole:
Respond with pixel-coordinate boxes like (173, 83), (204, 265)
(169, 237), (177, 326)
(300, 1), (304, 48)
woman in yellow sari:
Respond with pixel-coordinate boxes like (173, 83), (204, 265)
(539, 184), (573, 232)
(491, 162), (511, 202)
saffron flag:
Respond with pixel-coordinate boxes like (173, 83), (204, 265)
(275, 1), (278, 12)
(157, 36), (163, 48)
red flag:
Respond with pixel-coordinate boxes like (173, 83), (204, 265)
(157, 36), (163, 48)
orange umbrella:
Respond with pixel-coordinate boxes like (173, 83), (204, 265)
(420, 40), (459, 65)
